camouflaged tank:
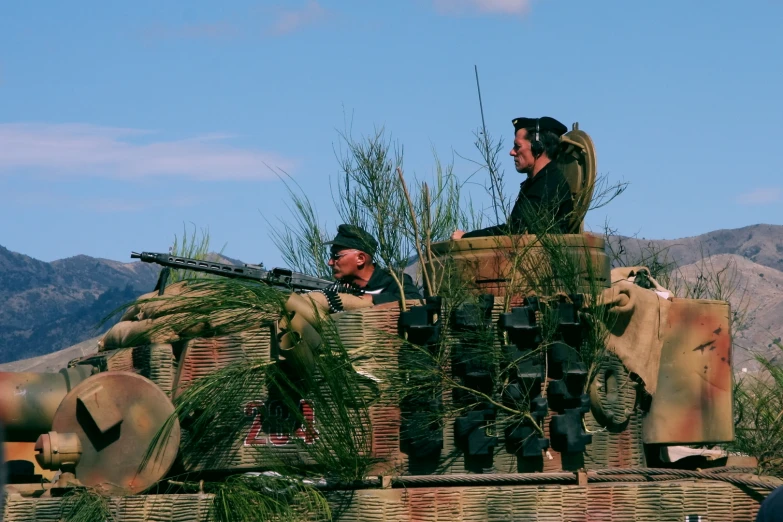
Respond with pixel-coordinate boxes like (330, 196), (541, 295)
(2, 124), (780, 522)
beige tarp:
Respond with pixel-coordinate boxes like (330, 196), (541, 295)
(598, 266), (672, 395)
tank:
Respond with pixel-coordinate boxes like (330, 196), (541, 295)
(2, 126), (779, 522)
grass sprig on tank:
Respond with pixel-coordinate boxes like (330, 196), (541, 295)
(167, 222), (228, 284)
(209, 473), (331, 522)
(134, 278), (286, 470)
(59, 487), (115, 522)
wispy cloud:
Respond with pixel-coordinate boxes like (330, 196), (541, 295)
(138, 3), (331, 42)
(737, 188), (782, 205)
(265, 1), (329, 36)
(0, 123), (295, 181)
(433, 0), (532, 15)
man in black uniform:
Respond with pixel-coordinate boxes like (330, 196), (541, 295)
(278, 224), (423, 375)
(284, 223), (422, 326)
(452, 116), (574, 239)
(323, 224), (422, 307)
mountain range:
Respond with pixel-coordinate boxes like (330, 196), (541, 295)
(0, 223), (781, 369)
(0, 246), (160, 364)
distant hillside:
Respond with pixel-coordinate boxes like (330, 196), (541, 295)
(0, 335), (102, 373)
(605, 224), (783, 273)
(0, 246), (160, 363)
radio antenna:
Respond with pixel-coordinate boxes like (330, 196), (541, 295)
(474, 65), (503, 223)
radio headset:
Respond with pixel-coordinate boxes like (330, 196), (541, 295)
(530, 118), (544, 158)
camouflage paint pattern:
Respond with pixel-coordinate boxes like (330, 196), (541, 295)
(47, 371), (180, 494)
(0, 365), (94, 442)
(644, 298), (734, 444)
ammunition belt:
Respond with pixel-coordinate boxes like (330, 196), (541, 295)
(321, 282), (366, 314)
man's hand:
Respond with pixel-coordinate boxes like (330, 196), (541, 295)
(359, 294), (374, 302)
(451, 230), (466, 240)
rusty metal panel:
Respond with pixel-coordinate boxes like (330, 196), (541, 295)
(643, 298), (734, 444)
(49, 372), (181, 494)
(76, 383), (123, 434)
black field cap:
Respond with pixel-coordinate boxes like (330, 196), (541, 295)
(324, 224), (378, 258)
(512, 116), (568, 137)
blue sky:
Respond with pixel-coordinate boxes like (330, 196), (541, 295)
(1, 0), (781, 267)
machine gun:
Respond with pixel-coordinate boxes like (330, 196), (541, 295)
(131, 251), (334, 294)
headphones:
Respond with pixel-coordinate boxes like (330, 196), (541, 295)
(530, 118), (544, 158)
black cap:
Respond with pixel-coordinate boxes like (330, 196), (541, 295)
(324, 224), (378, 258)
(512, 116), (568, 137)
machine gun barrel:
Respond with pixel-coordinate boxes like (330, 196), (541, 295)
(130, 251), (333, 292)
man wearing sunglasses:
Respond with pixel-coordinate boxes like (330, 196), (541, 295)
(321, 224), (422, 311)
(278, 224), (423, 377)
(281, 223), (422, 324)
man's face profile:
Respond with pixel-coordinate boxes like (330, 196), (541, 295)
(328, 248), (363, 280)
(509, 128), (536, 174)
